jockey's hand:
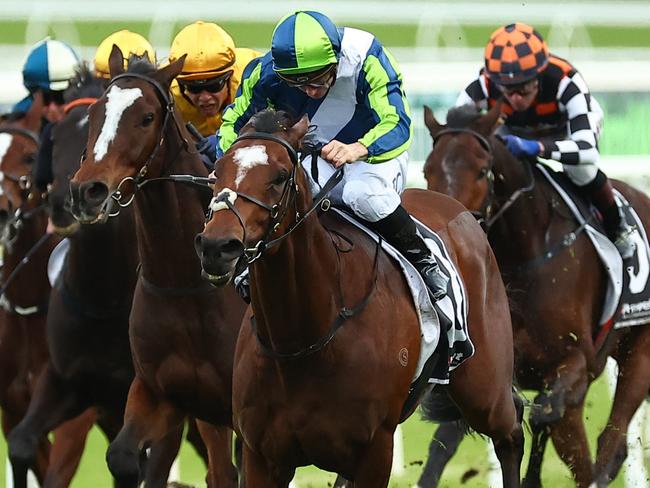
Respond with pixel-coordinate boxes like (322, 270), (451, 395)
(321, 141), (368, 168)
(503, 135), (543, 157)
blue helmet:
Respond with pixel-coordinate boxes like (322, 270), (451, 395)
(22, 38), (80, 92)
(271, 11), (341, 76)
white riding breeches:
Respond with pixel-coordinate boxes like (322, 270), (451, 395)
(301, 152), (408, 223)
(563, 163), (599, 186)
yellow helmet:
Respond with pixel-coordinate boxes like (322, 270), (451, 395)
(94, 30), (156, 78)
(169, 21), (236, 81)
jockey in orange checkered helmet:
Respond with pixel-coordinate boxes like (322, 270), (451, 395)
(457, 23), (635, 259)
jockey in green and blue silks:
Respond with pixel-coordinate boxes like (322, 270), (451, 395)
(219, 10), (450, 303)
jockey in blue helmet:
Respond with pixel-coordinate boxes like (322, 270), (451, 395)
(218, 11), (449, 302)
(14, 38), (80, 123)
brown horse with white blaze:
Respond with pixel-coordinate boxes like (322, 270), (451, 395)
(195, 109), (524, 487)
(67, 47), (246, 487)
(422, 102), (650, 487)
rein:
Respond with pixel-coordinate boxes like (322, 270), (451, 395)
(210, 132), (344, 263)
(213, 131), (377, 360)
(433, 127), (589, 269)
(0, 231), (52, 315)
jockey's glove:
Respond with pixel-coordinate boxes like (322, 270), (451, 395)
(503, 135), (542, 157)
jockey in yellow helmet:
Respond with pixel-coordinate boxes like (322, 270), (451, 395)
(94, 30), (156, 81)
(168, 21), (260, 139)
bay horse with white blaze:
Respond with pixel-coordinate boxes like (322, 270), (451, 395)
(422, 103), (650, 487)
(194, 109), (524, 487)
(68, 47), (246, 487)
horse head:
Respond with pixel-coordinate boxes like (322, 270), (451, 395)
(0, 96), (43, 242)
(195, 109), (310, 285)
(49, 63), (104, 236)
(423, 102), (506, 218)
(69, 45), (186, 224)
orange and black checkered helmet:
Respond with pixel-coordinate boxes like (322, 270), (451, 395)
(484, 23), (549, 85)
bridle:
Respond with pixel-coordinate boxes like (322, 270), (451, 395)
(0, 126), (40, 192)
(0, 126), (46, 246)
(208, 132), (343, 263)
(209, 131), (379, 361)
(432, 127), (534, 231)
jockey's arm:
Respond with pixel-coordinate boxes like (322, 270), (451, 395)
(455, 73), (489, 110)
(539, 72), (601, 166)
(216, 58), (268, 158)
(355, 42), (412, 164)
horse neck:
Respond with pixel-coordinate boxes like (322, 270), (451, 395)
(65, 211), (138, 302)
(134, 124), (209, 288)
(489, 145), (552, 266)
(249, 211), (341, 354)
(3, 212), (51, 305)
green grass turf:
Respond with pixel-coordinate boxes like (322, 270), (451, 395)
(1, 20), (649, 49)
(0, 373), (646, 487)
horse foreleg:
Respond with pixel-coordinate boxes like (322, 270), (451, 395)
(7, 363), (87, 488)
(43, 408), (97, 488)
(142, 421), (183, 488)
(549, 402), (594, 487)
(595, 328), (650, 486)
(185, 416), (209, 466)
(241, 443), (295, 488)
(521, 423), (550, 488)
(195, 420), (238, 488)
(106, 377), (183, 488)
(348, 427), (394, 488)
(417, 420), (466, 487)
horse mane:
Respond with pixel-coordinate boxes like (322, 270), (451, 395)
(446, 104), (482, 129)
(249, 109), (295, 134)
(64, 62), (105, 103)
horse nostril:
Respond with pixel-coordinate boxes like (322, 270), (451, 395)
(81, 181), (109, 206)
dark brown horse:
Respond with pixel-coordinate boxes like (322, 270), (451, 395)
(0, 96), (96, 487)
(67, 47), (246, 486)
(422, 103), (650, 487)
(193, 109), (524, 487)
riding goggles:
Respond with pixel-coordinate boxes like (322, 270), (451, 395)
(180, 72), (232, 94)
(277, 64), (337, 89)
(499, 79), (539, 97)
(33, 89), (66, 105)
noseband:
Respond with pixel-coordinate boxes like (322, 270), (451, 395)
(209, 133), (343, 263)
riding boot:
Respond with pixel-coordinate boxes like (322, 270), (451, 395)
(583, 170), (636, 259)
(370, 205), (449, 301)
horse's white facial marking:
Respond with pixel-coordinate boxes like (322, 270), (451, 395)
(209, 188), (238, 212)
(77, 115), (89, 129)
(0, 133), (14, 165)
(93, 85), (142, 162)
(233, 145), (268, 188)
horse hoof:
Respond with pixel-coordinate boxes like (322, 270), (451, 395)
(530, 393), (564, 429)
(106, 443), (140, 485)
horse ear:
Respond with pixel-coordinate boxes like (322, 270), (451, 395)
(155, 55), (186, 88)
(286, 115), (309, 146)
(109, 44), (125, 78)
(24, 91), (43, 130)
(423, 106), (444, 137)
(474, 101), (503, 136)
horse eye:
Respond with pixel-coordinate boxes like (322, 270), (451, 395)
(273, 171), (288, 186)
(477, 167), (489, 180)
(142, 113), (154, 127)
(23, 154), (36, 165)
